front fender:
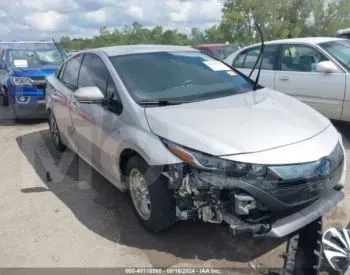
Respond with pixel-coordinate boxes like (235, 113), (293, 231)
(114, 125), (182, 166)
(94, 123), (182, 185)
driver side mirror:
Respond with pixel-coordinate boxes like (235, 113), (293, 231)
(74, 86), (104, 102)
(316, 61), (342, 74)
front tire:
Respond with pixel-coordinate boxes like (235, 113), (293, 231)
(7, 95), (18, 122)
(126, 156), (176, 232)
(283, 218), (322, 275)
(49, 112), (66, 151)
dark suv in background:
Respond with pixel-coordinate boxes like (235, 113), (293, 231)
(0, 42), (66, 120)
(336, 28), (350, 39)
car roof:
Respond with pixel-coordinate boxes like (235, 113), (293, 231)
(195, 44), (227, 48)
(85, 44), (198, 57)
(267, 37), (343, 44)
(244, 37), (344, 49)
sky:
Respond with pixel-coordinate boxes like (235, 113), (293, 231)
(0, 0), (224, 41)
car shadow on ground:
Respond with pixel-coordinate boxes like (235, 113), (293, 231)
(16, 129), (285, 265)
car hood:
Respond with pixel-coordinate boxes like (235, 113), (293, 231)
(145, 88), (331, 156)
(11, 64), (59, 77)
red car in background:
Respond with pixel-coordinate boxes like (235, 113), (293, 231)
(194, 43), (240, 61)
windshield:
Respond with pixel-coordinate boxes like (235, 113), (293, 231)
(110, 51), (253, 104)
(9, 49), (64, 67)
(319, 40), (350, 71)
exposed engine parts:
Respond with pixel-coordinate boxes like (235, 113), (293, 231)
(234, 193), (258, 216)
(163, 164), (271, 236)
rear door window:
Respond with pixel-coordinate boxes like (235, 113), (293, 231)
(233, 45), (279, 70)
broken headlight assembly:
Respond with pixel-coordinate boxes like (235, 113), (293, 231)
(162, 138), (344, 184)
(161, 138), (267, 178)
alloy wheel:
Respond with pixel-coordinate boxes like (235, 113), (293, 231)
(49, 115), (60, 146)
(323, 228), (350, 274)
(129, 168), (152, 220)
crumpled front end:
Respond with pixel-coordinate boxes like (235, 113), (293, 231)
(163, 141), (345, 238)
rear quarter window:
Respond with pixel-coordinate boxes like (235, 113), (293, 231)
(56, 63), (65, 78)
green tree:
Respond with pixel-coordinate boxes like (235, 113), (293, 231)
(190, 27), (205, 45)
(220, 0), (350, 43)
(59, 1), (350, 51)
(204, 25), (226, 44)
(307, 0), (350, 36)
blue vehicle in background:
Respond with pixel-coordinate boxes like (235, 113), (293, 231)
(0, 41), (66, 120)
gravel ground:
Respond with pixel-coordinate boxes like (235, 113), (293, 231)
(0, 105), (349, 273)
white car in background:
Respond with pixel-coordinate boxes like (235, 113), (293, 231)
(225, 38), (350, 121)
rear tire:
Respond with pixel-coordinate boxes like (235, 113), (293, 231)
(48, 111), (66, 151)
(126, 156), (176, 232)
(2, 95), (8, 107)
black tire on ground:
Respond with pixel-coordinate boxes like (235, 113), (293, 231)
(3, 91), (22, 123)
(126, 155), (176, 232)
(0, 95), (5, 106)
(283, 218), (323, 275)
(1, 87), (9, 107)
(3, 94), (9, 106)
(8, 96), (19, 122)
(48, 111), (66, 151)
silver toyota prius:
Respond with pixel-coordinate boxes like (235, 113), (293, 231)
(46, 45), (346, 238)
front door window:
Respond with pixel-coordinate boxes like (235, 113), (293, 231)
(280, 45), (328, 72)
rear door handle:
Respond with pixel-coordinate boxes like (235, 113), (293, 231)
(279, 76), (290, 81)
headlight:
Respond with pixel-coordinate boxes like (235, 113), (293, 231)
(161, 138), (267, 177)
(162, 138), (344, 182)
(11, 77), (32, 86)
(269, 162), (320, 181)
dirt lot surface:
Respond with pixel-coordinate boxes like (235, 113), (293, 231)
(0, 109), (349, 272)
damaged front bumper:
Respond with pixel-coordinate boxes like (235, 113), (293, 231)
(164, 158), (345, 238)
(266, 189), (343, 238)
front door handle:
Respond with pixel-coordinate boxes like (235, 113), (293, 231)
(279, 76), (290, 81)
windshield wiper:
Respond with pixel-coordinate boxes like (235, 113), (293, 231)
(248, 21), (265, 91)
(139, 100), (189, 106)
